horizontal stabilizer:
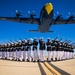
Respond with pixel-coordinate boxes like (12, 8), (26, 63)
(28, 30), (39, 32)
(28, 30), (54, 33)
(49, 30), (54, 33)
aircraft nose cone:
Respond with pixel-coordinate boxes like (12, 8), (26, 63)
(45, 3), (53, 15)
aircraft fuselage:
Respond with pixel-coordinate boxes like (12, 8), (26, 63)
(39, 3), (53, 32)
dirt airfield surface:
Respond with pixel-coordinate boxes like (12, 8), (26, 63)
(0, 59), (75, 75)
(0, 60), (41, 75)
(51, 59), (75, 75)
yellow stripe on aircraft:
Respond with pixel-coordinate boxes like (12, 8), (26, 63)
(45, 3), (53, 15)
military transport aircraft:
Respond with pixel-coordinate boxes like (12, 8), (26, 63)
(0, 3), (75, 32)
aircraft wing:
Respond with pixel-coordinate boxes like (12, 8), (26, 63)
(0, 17), (40, 24)
(52, 15), (75, 25)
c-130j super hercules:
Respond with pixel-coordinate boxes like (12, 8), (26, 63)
(0, 3), (75, 32)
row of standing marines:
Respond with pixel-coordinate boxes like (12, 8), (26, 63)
(0, 37), (74, 62)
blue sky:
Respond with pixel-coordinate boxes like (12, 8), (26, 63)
(0, 0), (75, 44)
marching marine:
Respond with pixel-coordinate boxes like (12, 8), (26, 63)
(46, 38), (51, 62)
(22, 39), (27, 61)
(18, 40), (23, 61)
(26, 39), (32, 62)
(0, 44), (2, 59)
(39, 37), (46, 62)
(51, 39), (57, 61)
(32, 38), (38, 62)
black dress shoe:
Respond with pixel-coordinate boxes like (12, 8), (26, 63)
(47, 58), (48, 61)
(22, 59), (25, 61)
(5, 57), (7, 60)
(55, 58), (57, 61)
(12, 59), (14, 61)
(15, 59), (17, 61)
(47, 61), (51, 62)
(51, 58), (53, 61)
(37, 60), (39, 62)
(53, 60), (56, 62)
(27, 59), (29, 62)
(18, 59), (20, 61)
(31, 58), (33, 62)
(40, 61), (44, 62)
(33, 61), (36, 62)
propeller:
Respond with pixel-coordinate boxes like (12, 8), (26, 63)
(66, 12), (75, 23)
(28, 11), (31, 14)
(16, 10), (22, 13)
(26, 10), (36, 17)
(68, 12), (71, 15)
(57, 11), (59, 15)
(66, 12), (71, 17)
(16, 10), (18, 13)
(56, 11), (63, 16)
(54, 11), (63, 17)
(25, 10), (36, 23)
(12, 10), (22, 18)
(66, 12), (75, 18)
(54, 11), (63, 21)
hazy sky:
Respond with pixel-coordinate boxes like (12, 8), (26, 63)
(0, 0), (75, 44)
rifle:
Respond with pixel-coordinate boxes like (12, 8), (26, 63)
(54, 36), (58, 41)
(51, 36), (58, 43)
(15, 39), (19, 43)
(7, 41), (12, 44)
(66, 40), (72, 44)
(10, 40), (15, 44)
(24, 38), (27, 40)
(59, 38), (62, 42)
(19, 37), (22, 40)
(63, 39), (67, 43)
